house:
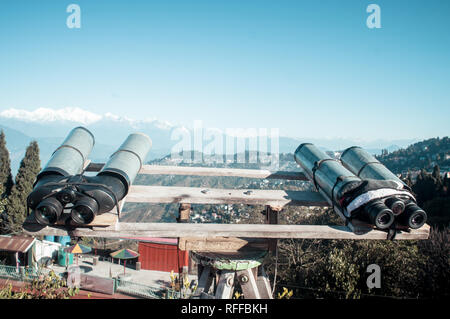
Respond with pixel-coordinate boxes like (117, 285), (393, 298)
(120, 237), (189, 274)
(0, 235), (62, 269)
(0, 235), (36, 268)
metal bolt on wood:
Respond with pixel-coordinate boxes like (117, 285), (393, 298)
(239, 274), (249, 283)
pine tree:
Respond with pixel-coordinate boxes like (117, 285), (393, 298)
(0, 185), (9, 235)
(432, 165), (441, 181)
(4, 141), (40, 234)
(0, 186), (7, 217)
(0, 130), (14, 198)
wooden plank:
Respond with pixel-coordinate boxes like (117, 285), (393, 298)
(85, 163), (308, 181)
(24, 211), (118, 228)
(24, 209), (120, 230)
(178, 237), (269, 252)
(177, 203), (191, 223)
(125, 185), (328, 208)
(22, 222), (431, 240)
(84, 162), (104, 172)
(193, 266), (213, 298)
(256, 268), (273, 299)
(215, 270), (235, 299)
(265, 206), (279, 252)
(82, 160), (92, 172)
(237, 268), (261, 299)
(200, 292), (215, 299)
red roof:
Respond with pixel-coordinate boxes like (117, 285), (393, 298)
(120, 237), (178, 245)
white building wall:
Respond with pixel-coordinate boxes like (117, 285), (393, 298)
(34, 240), (62, 264)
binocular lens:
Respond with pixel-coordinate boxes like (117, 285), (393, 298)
(70, 197), (99, 225)
(35, 197), (63, 225)
(411, 213), (426, 228)
(398, 201), (427, 229)
(364, 200), (394, 229)
(385, 197), (405, 216)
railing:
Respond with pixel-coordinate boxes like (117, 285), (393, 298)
(22, 163), (431, 240)
(115, 277), (180, 299)
(0, 264), (40, 282)
(0, 264), (182, 299)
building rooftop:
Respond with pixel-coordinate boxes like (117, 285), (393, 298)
(0, 235), (36, 253)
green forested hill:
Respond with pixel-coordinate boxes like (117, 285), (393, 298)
(377, 136), (450, 174)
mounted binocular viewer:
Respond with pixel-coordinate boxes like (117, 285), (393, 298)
(295, 143), (427, 231)
(27, 127), (152, 226)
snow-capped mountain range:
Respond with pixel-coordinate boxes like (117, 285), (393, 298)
(0, 107), (416, 175)
(0, 107), (174, 130)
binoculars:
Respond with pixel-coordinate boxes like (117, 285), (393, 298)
(27, 127), (152, 226)
(295, 143), (427, 230)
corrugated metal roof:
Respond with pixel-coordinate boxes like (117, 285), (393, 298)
(0, 236), (36, 253)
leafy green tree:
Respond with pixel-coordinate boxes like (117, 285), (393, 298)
(0, 130), (14, 198)
(4, 141), (40, 234)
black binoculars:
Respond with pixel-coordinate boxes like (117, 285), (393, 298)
(295, 143), (427, 230)
(27, 127), (152, 226)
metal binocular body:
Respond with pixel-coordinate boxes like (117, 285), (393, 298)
(295, 143), (427, 230)
(27, 127), (152, 226)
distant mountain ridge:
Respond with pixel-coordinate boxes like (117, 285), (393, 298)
(0, 107), (418, 175)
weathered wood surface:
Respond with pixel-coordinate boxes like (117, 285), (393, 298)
(215, 270), (235, 299)
(85, 163), (308, 181)
(22, 222), (431, 240)
(237, 268), (261, 299)
(23, 211), (118, 228)
(179, 237), (269, 252)
(256, 268), (273, 299)
(265, 206), (279, 251)
(193, 266), (213, 298)
(177, 203), (191, 223)
(125, 185), (328, 208)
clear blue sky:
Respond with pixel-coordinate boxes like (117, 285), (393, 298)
(0, 0), (449, 140)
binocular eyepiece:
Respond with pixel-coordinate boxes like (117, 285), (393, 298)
(70, 196), (99, 225)
(363, 200), (394, 229)
(340, 146), (427, 229)
(35, 197), (64, 225)
(385, 197), (405, 216)
(27, 127), (152, 226)
(397, 200), (427, 229)
(355, 196), (426, 230)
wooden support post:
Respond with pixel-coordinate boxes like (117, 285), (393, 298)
(194, 265), (214, 298)
(177, 203), (191, 223)
(15, 252), (19, 272)
(256, 267), (273, 299)
(251, 266), (258, 282)
(237, 268), (261, 299)
(188, 252), (197, 275)
(265, 205), (280, 252)
(215, 270), (235, 299)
